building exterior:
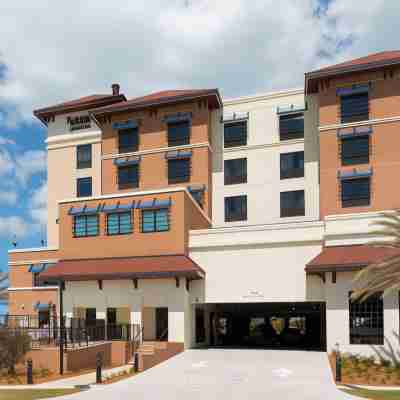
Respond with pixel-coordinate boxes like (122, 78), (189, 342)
(7, 51), (400, 359)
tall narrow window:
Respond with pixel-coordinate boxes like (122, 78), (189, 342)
(168, 159), (191, 184)
(168, 120), (190, 147)
(224, 158), (247, 185)
(77, 144), (92, 169)
(77, 177), (92, 197)
(279, 113), (304, 141)
(280, 190), (305, 217)
(349, 292), (383, 345)
(118, 127), (139, 153)
(73, 214), (99, 237)
(341, 178), (370, 207)
(106, 212), (132, 235)
(280, 152), (304, 179)
(118, 165), (139, 189)
(224, 195), (247, 222)
(341, 92), (369, 123)
(142, 209), (169, 232)
(341, 136), (369, 165)
(224, 121), (247, 148)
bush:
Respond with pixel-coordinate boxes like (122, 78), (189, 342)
(0, 328), (31, 375)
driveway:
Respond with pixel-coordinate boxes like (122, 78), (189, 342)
(58, 349), (358, 400)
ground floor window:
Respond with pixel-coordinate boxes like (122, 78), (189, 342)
(195, 308), (206, 343)
(349, 292), (383, 345)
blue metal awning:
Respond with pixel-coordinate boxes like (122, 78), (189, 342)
(165, 150), (192, 160)
(136, 198), (172, 209)
(222, 111), (249, 123)
(337, 125), (373, 138)
(68, 204), (102, 215)
(337, 83), (370, 96)
(29, 263), (53, 273)
(103, 201), (135, 213)
(35, 302), (51, 311)
(338, 168), (373, 180)
(188, 184), (205, 193)
(113, 156), (141, 167)
(162, 112), (192, 124)
(276, 104), (306, 115)
(112, 120), (138, 130)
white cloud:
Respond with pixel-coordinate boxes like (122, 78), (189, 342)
(0, 136), (15, 145)
(0, 216), (29, 239)
(30, 181), (47, 227)
(0, 148), (13, 176)
(14, 150), (46, 185)
(0, 190), (17, 205)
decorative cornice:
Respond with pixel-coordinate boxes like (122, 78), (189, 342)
(8, 286), (59, 291)
(8, 259), (59, 266)
(8, 247), (58, 254)
(319, 115), (400, 132)
(223, 88), (303, 106)
(223, 138), (304, 154)
(46, 130), (101, 149)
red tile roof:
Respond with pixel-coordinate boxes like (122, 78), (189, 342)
(306, 245), (400, 272)
(92, 88), (222, 115)
(40, 255), (205, 282)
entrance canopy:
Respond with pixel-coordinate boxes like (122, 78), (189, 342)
(306, 244), (400, 273)
(39, 255), (205, 282)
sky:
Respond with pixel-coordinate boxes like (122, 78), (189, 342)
(0, 0), (400, 311)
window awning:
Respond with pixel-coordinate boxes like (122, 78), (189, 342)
(112, 120), (138, 130)
(222, 111), (249, 123)
(102, 201), (135, 213)
(68, 204), (102, 215)
(162, 112), (192, 123)
(188, 184), (205, 193)
(336, 83), (370, 96)
(136, 198), (172, 209)
(39, 255), (205, 282)
(337, 125), (373, 138)
(338, 167), (372, 180)
(277, 104), (305, 115)
(306, 245), (400, 273)
(165, 150), (192, 160)
(113, 156), (141, 167)
(35, 302), (51, 311)
(28, 263), (54, 273)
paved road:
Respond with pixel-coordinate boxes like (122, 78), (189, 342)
(55, 349), (359, 400)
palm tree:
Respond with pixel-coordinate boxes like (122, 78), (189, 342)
(352, 211), (400, 301)
(0, 272), (9, 303)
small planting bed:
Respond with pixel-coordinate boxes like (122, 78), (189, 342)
(0, 389), (82, 400)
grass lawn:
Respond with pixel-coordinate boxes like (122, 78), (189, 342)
(342, 388), (400, 399)
(0, 389), (81, 400)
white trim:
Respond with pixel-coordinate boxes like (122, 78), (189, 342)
(325, 210), (393, 222)
(102, 142), (211, 160)
(8, 247), (58, 254)
(46, 130), (101, 147)
(8, 286), (59, 292)
(319, 115), (400, 132)
(8, 259), (59, 266)
(223, 88), (303, 105)
(222, 138), (304, 153)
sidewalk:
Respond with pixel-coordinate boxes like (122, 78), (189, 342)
(0, 364), (133, 389)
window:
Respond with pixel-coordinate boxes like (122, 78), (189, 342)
(118, 128), (139, 153)
(85, 308), (97, 326)
(106, 212), (132, 235)
(77, 177), (92, 197)
(168, 159), (190, 184)
(341, 92), (369, 123)
(349, 292), (383, 345)
(118, 165), (139, 189)
(341, 136), (369, 165)
(280, 152), (304, 179)
(224, 158), (247, 185)
(142, 209), (169, 232)
(73, 214), (99, 237)
(224, 121), (247, 148)
(77, 144), (92, 169)
(342, 177), (370, 207)
(280, 190), (305, 217)
(224, 195), (247, 222)
(279, 113), (304, 141)
(168, 120), (190, 147)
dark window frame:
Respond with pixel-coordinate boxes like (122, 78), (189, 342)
(224, 158), (247, 185)
(106, 211), (133, 236)
(280, 151), (304, 179)
(118, 127), (139, 154)
(76, 177), (92, 198)
(224, 120), (247, 148)
(167, 120), (191, 147)
(76, 144), (92, 169)
(224, 195), (247, 222)
(141, 208), (170, 233)
(349, 292), (383, 345)
(168, 158), (191, 184)
(280, 190), (305, 218)
(341, 177), (371, 208)
(340, 92), (369, 124)
(117, 164), (139, 190)
(341, 135), (370, 166)
(279, 112), (304, 141)
(73, 214), (100, 238)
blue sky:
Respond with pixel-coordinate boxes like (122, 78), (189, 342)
(0, 0), (399, 312)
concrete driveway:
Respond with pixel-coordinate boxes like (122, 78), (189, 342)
(59, 349), (358, 400)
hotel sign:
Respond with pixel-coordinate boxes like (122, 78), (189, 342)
(67, 115), (91, 131)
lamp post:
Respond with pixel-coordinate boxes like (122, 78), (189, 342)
(335, 342), (341, 383)
(59, 280), (65, 375)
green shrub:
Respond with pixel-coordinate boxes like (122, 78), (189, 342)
(0, 328), (31, 375)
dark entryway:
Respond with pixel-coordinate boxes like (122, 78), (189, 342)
(208, 302), (326, 351)
(156, 307), (168, 341)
